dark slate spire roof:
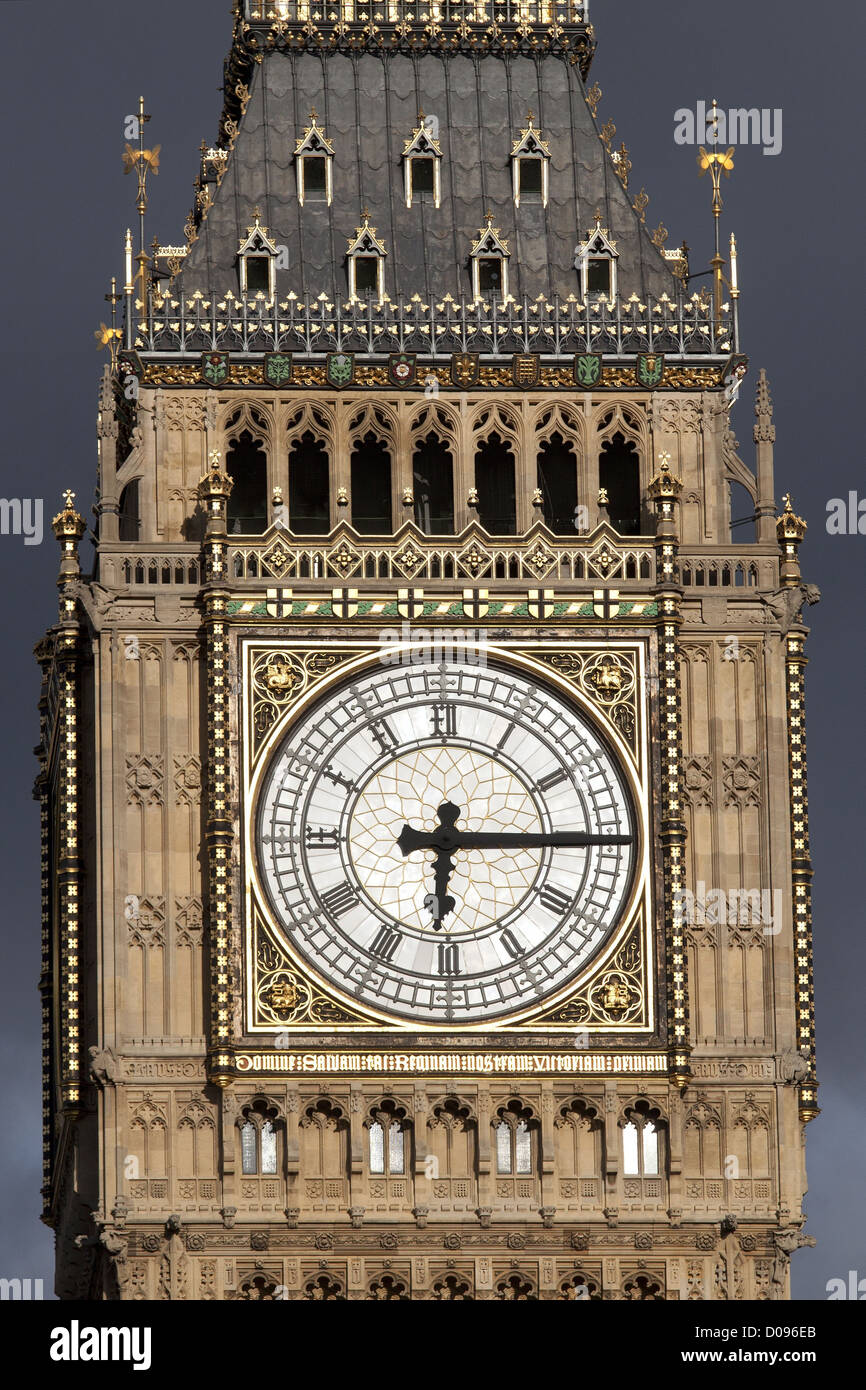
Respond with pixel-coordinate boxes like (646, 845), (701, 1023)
(178, 20), (677, 306)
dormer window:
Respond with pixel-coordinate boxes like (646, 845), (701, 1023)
(237, 209), (277, 298)
(478, 258), (503, 296)
(510, 113), (550, 208)
(470, 215), (510, 302)
(294, 110), (334, 206)
(354, 256), (379, 296)
(347, 213), (387, 302)
(244, 255), (271, 294)
(574, 216), (619, 302)
(402, 115), (442, 209)
(587, 255), (612, 297)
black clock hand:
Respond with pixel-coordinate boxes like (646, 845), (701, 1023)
(397, 801), (632, 856)
(397, 803), (632, 930)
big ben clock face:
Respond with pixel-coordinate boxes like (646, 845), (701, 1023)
(254, 658), (638, 1025)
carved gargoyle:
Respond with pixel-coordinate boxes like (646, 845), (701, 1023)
(762, 583), (821, 636)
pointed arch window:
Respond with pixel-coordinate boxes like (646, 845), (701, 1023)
(599, 429), (642, 534)
(237, 210), (277, 298)
(474, 432), (516, 535)
(289, 430), (330, 534)
(403, 115), (442, 209)
(413, 432), (454, 534)
(494, 1102), (535, 1174)
(537, 432), (578, 534)
(367, 1101), (408, 1176)
(118, 480), (140, 542)
(574, 216), (619, 302)
(239, 1100), (280, 1176)
(347, 214), (387, 303)
(511, 113), (551, 207)
(351, 432), (392, 533)
(294, 110), (334, 206)
(470, 216), (510, 301)
(622, 1102), (664, 1177)
(226, 425), (269, 534)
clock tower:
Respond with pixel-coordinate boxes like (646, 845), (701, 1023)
(37, 0), (818, 1300)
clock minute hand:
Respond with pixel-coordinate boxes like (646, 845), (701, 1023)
(397, 804), (631, 855)
(451, 831), (632, 849)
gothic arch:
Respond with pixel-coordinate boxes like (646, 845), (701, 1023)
(494, 1271), (537, 1300)
(557, 1269), (602, 1300)
(284, 401), (335, 452)
(408, 401), (460, 447)
(346, 401), (398, 451)
(223, 402), (273, 446)
(593, 402), (646, 450)
(469, 401), (522, 450)
(618, 1095), (668, 1128)
(531, 402), (585, 451)
(366, 1272), (409, 1300)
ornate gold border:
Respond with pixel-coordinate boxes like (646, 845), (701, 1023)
(239, 638), (655, 1037)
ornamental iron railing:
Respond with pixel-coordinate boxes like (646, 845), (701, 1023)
(134, 290), (732, 359)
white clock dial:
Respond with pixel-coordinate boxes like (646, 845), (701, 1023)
(255, 658), (637, 1025)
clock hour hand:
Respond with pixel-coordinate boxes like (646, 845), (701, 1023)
(426, 847), (457, 930)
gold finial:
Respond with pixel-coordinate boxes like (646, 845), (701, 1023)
(310, 106), (317, 120)
(63, 489), (76, 509)
(776, 494), (807, 544)
(252, 204), (261, 221)
(209, 447), (222, 467)
(484, 208), (493, 222)
(418, 107), (425, 123)
(647, 451), (683, 503)
(527, 108), (534, 125)
(361, 206), (370, 221)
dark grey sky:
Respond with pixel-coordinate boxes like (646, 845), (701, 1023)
(1, 1), (861, 1300)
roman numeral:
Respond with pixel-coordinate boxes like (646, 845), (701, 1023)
(431, 704), (456, 737)
(536, 768), (569, 794)
(321, 882), (359, 918)
(369, 924), (402, 962)
(304, 826), (339, 849)
(368, 719), (398, 755)
(539, 885), (573, 917)
(436, 942), (461, 976)
(499, 928), (526, 960)
(323, 763), (355, 792)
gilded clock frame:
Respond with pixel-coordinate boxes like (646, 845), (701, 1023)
(237, 636), (659, 1039)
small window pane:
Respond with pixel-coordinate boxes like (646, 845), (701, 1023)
(260, 1120), (277, 1175)
(303, 155), (327, 194)
(622, 1120), (639, 1175)
(515, 1121), (532, 1174)
(241, 1122), (257, 1175)
(354, 256), (379, 295)
(369, 1120), (385, 1174)
(478, 258), (503, 296)
(519, 158), (543, 196)
(245, 256), (270, 293)
(411, 157), (435, 193)
(587, 257), (611, 296)
(388, 1122), (405, 1175)
(642, 1121), (659, 1176)
(495, 1122), (512, 1174)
